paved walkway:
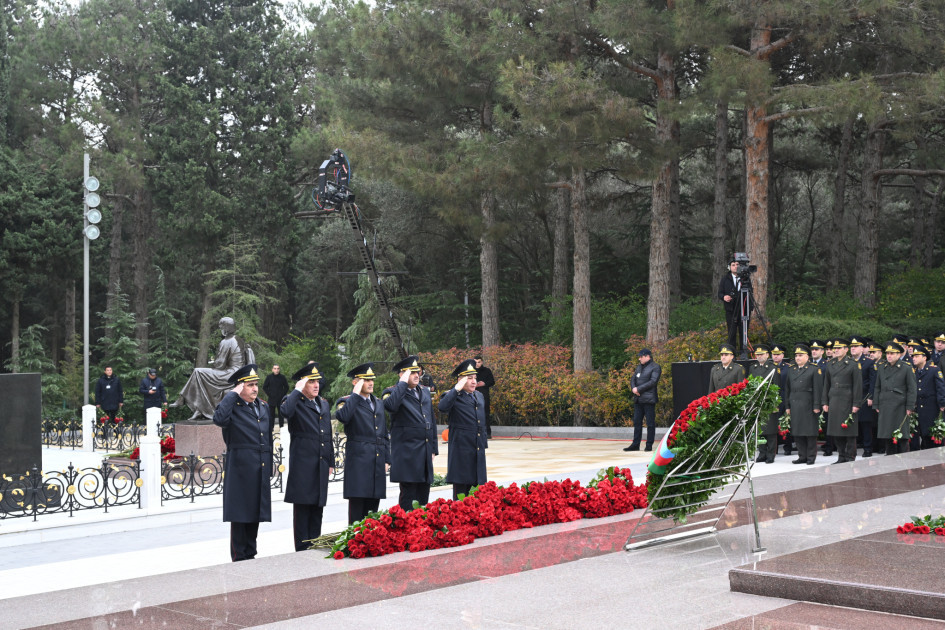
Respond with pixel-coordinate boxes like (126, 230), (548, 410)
(2, 438), (940, 629)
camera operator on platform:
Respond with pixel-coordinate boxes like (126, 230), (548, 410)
(717, 257), (755, 356)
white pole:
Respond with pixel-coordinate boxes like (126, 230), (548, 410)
(139, 407), (162, 510)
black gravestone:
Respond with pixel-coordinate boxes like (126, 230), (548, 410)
(671, 360), (753, 422)
(0, 373), (42, 476)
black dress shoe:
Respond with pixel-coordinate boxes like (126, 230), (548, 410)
(823, 449), (834, 456)
(623, 444), (640, 452)
(755, 455), (766, 463)
(765, 459), (775, 464)
(862, 451), (872, 458)
(644, 445), (653, 452)
(806, 460), (816, 465)
(792, 458), (805, 464)
(783, 447), (793, 456)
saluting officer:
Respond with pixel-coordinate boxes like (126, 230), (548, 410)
(823, 338), (862, 464)
(784, 344), (823, 465)
(439, 359), (488, 501)
(213, 364), (272, 562)
(709, 344), (745, 392)
(911, 346), (945, 450)
(930, 333), (945, 367)
(748, 345), (777, 463)
(871, 342), (917, 455)
(334, 363), (390, 524)
(383, 355), (438, 511)
(281, 363), (334, 552)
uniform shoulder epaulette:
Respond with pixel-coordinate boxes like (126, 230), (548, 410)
(382, 387), (393, 400)
(336, 395), (350, 409)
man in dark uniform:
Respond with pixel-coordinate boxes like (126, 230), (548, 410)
(820, 340), (836, 456)
(383, 355), (438, 511)
(871, 342), (917, 455)
(473, 356), (496, 439)
(769, 344), (792, 455)
(911, 346), (945, 450)
(263, 364), (290, 428)
(718, 260), (743, 353)
(930, 333), (945, 367)
(865, 341), (884, 453)
(849, 337), (875, 456)
(439, 359), (488, 500)
(281, 363), (333, 551)
(94, 366), (124, 421)
(748, 345), (777, 463)
(784, 344), (823, 465)
(708, 344), (745, 392)
(212, 364), (272, 562)
(334, 363), (390, 524)
(823, 338), (862, 464)
(624, 348), (662, 452)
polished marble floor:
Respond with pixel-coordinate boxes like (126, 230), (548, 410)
(3, 440), (944, 629)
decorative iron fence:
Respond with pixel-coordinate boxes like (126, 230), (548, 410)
(161, 453), (225, 503)
(41, 415), (83, 449)
(41, 416), (175, 451)
(0, 461), (141, 520)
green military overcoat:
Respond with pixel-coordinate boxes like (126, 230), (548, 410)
(873, 359), (917, 439)
(784, 363), (823, 437)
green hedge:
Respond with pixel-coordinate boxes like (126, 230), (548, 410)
(770, 316), (896, 346)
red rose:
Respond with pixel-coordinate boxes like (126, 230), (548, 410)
(918, 525), (931, 534)
(935, 527), (945, 536)
(903, 522), (915, 532)
(840, 423), (848, 429)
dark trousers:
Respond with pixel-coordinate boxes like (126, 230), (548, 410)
(794, 436), (817, 464)
(631, 403), (656, 447)
(230, 522), (260, 562)
(452, 483), (473, 501)
(886, 438), (911, 456)
(859, 421), (874, 453)
(833, 436), (857, 462)
(757, 433), (778, 462)
(399, 482), (431, 512)
(347, 497), (380, 525)
(292, 504), (324, 552)
(725, 312), (741, 352)
(269, 403), (285, 428)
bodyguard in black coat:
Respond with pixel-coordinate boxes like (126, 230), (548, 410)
(94, 367), (124, 417)
(281, 363), (334, 551)
(334, 363), (390, 524)
(383, 355), (439, 511)
(212, 364), (272, 562)
(624, 348), (662, 451)
(439, 359), (488, 500)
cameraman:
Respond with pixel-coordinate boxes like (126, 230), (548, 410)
(717, 259), (743, 353)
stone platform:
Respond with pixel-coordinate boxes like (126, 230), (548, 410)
(4, 441), (945, 629)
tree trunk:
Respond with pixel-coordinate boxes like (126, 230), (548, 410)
(925, 181), (944, 268)
(106, 199), (124, 315)
(828, 117), (854, 290)
(551, 186), (570, 321)
(669, 155), (681, 304)
(855, 122), (885, 307)
(743, 23), (773, 316)
(645, 51), (676, 345)
(479, 190), (500, 347)
(131, 188), (152, 364)
(911, 174), (927, 267)
(711, 99), (730, 296)
(571, 168), (591, 373)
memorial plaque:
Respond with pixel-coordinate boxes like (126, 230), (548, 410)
(0, 373), (42, 477)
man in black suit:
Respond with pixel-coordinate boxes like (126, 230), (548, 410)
(718, 260), (743, 353)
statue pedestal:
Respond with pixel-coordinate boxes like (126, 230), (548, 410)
(174, 423), (226, 457)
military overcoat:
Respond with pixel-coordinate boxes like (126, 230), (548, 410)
(873, 359), (917, 439)
(334, 393), (390, 500)
(281, 390), (333, 506)
(784, 363), (823, 437)
(824, 357), (862, 437)
(213, 392), (272, 523)
(438, 388), (488, 486)
(383, 381), (439, 484)
(708, 362), (745, 393)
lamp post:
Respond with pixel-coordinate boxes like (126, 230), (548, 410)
(82, 154), (101, 404)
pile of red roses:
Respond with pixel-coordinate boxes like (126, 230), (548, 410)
(130, 435), (177, 462)
(664, 380), (750, 450)
(897, 514), (945, 537)
(331, 467), (647, 559)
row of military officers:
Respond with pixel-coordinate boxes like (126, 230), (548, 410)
(212, 357), (488, 562)
(708, 337), (945, 467)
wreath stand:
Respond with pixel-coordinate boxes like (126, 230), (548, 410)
(625, 372), (777, 554)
